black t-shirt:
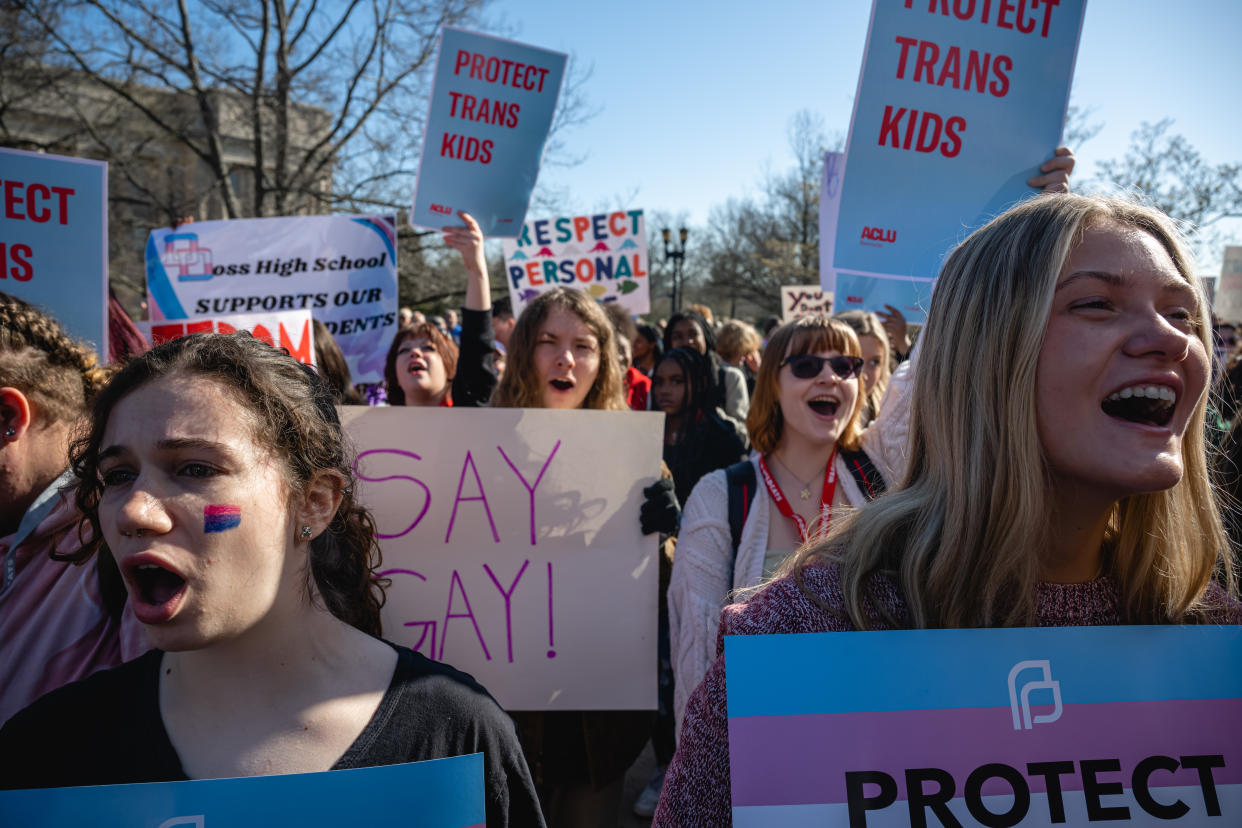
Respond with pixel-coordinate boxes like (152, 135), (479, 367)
(0, 645), (544, 828)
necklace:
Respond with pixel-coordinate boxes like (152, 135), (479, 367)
(759, 448), (839, 543)
(769, 452), (823, 500)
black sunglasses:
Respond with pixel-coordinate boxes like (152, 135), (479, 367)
(781, 354), (864, 380)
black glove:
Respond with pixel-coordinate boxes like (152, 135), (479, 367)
(641, 478), (681, 536)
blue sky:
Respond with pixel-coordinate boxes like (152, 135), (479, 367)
(492, 0), (1241, 272)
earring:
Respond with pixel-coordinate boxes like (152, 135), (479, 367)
(300, 525), (313, 539)
(4, 428), (14, 437)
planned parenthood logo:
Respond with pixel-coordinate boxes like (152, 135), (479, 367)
(1007, 659), (1062, 730)
(161, 232), (214, 282)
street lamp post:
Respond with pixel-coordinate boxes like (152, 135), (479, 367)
(662, 226), (689, 312)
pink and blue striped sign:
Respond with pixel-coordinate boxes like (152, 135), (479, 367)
(725, 625), (1241, 826)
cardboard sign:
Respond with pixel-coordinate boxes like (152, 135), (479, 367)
(342, 407), (661, 710)
(0, 755), (485, 828)
(725, 625), (1242, 826)
(144, 214), (397, 383)
(410, 28), (567, 237)
(139, 310), (316, 367)
(824, 0), (1085, 320)
(502, 210), (649, 315)
(1215, 246), (1242, 322)
(0, 147), (108, 355)
(780, 285), (833, 323)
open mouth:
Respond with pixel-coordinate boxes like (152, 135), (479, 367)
(549, 378), (575, 392)
(133, 563), (186, 607)
(807, 396), (839, 417)
(407, 361), (427, 374)
(1100, 384), (1176, 428)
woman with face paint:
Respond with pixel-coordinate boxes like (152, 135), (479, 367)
(0, 334), (545, 827)
(655, 195), (1242, 825)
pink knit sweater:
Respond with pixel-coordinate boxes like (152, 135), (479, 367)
(653, 563), (1241, 826)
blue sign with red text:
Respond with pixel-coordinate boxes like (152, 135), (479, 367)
(410, 27), (567, 237)
(825, 0), (1086, 318)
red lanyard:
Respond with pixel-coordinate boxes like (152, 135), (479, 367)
(758, 448), (838, 544)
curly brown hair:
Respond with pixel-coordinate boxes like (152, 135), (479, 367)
(0, 291), (112, 424)
(491, 288), (626, 410)
(65, 332), (388, 636)
(382, 322), (459, 406)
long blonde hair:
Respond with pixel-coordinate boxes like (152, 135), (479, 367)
(833, 310), (891, 424)
(790, 193), (1234, 628)
(491, 288), (626, 410)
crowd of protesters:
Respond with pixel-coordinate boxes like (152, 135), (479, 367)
(2, 147), (1240, 828)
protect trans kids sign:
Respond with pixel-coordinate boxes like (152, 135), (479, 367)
(0, 147), (108, 355)
(410, 27), (567, 237)
(725, 625), (1241, 826)
(502, 210), (649, 315)
(144, 214), (397, 383)
(824, 0), (1085, 321)
(342, 407), (661, 711)
(0, 755), (485, 828)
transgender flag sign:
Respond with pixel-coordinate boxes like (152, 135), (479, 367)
(725, 625), (1241, 827)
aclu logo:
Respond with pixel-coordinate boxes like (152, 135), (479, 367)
(161, 233), (214, 282)
(1007, 659), (1063, 730)
(860, 225), (897, 246)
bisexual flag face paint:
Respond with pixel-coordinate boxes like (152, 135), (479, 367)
(204, 504), (242, 533)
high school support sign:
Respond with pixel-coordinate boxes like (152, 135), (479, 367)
(725, 626), (1241, 826)
(342, 408), (661, 711)
(502, 210), (649, 316)
(825, 0), (1085, 321)
(145, 214), (397, 383)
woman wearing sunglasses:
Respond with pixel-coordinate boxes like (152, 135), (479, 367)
(667, 316), (893, 732)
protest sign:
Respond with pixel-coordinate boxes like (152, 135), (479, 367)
(502, 210), (649, 315)
(144, 214), (397, 383)
(780, 285), (833, 323)
(0, 754), (485, 828)
(1215, 246), (1242, 322)
(341, 407), (661, 710)
(0, 147), (108, 355)
(824, 0), (1085, 321)
(139, 309), (316, 367)
(410, 27), (567, 237)
(725, 625), (1241, 826)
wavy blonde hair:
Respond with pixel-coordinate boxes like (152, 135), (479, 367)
(788, 193), (1235, 628)
(833, 310), (891, 424)
(491, 288), (626, 410)
(747, 316), (865, 454)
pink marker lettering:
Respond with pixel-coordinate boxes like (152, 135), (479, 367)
(498, 440), (561, 546)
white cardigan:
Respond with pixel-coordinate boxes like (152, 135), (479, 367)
(667, 359), (914, 731)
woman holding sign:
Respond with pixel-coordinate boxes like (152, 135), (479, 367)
(380, 211), (498, 407)
(490, 287), (652, 828)
(655, 195), (1242, 825)
(0, 333), (545, 828)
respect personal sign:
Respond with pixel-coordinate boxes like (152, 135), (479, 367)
(144, 214), (397, 383)
(725, 626), (1241, 826)
(342, 407), (662, 711)
(0, 755), (485, 828)
(0, 147), (108, 355)
(825, 0), (1085, 319)
(410, 27), (567, 237)
(502, 210), (649, 315)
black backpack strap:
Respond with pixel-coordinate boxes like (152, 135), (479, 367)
(837, 447), (886, 501)
(724, 459), (758, 588)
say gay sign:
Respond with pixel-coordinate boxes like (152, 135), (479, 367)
(725, 626), (1241, 826)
